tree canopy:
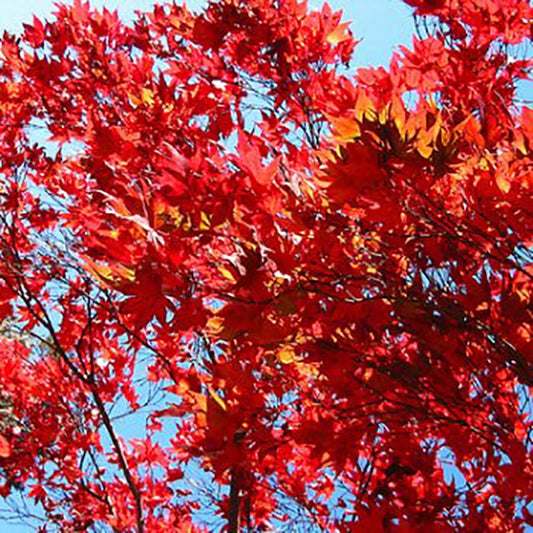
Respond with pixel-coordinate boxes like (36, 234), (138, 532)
(0, 0), (531, 531)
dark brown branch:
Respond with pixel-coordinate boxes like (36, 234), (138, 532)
(228, 467), (241, 533)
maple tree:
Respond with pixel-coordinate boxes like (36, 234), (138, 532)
(0, 0), (531, 530)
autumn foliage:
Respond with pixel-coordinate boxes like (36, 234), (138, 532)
(0, 0), (531, 530)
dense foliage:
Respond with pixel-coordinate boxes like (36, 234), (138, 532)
(0, 0), (531, 530)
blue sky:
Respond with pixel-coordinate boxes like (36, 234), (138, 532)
(0, 0), (414, 67)
(0, 0), (414, 531)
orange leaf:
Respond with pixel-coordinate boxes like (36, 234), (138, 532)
(326, 22), (351, 45)
(0, 435), (11, 458)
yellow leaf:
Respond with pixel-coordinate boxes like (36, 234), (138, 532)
(496, 174), (511, 194)
(83, 257), (135, 285)
(416, 128), (434, 158)
(390, 95), (406, 133)
(182, 215), (192, 232)
(206, 316), (224, 334)
(277, 346), (297, 365)
(363, 368), (374, 381)
(355, 91), (375, 122)
(195, 393), (207, 428)
(141, 87), (155, 106)
(154, 200), (183, 229)
(219, 266), (236, 283)
(86, 259), (113, 282)
(326, 22), (351, 45)
(297, 362), (319, 378)
(208, 387), (227, 412)
(478, 157), (490, 171)
(378, 106), (389, 125)
(199, 211), (210, 230)
(327, 114), (361, 140)
(417, 144), (433, 159)
(514, 130), (528, 155)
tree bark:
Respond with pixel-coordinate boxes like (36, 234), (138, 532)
(228, 467), (241, 533)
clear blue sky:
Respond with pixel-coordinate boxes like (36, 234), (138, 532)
(0, 0), (414, 66)
(0, 0), (413, 531)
